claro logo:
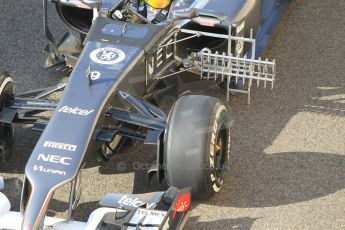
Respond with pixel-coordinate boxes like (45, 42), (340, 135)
(37, 154), (72, 166)
(58, 106), (94, 116)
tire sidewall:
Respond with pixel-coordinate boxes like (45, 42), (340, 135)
(0, 72), (14, 162)
(202, 103), (230, 198)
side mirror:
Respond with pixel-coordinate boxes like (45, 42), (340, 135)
(81, 0), (101, 9)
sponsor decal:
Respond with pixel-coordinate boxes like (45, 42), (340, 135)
(136, 209), (166, 218)
(174, 0), (187, 7)
(129, 208), (167, 227)
(43, 141), (77, 152)
(173, 193), (191, 219)
(60, 0), (92, 9)
(118, 195), (156, 209)
(173, 7), (192, 13)
(147, 36), (174, 79)
(75, 1), (92, 9)
(37, 154), (72, 166)
(209, 119), (218, 169)
(209, 105), (228, 192)
(33, 165), (66, 176)
(90, 71), (101, 80)
(58, 106), (94, 116)
(90, 47), (126, 65)
(193, 17), (220, 27)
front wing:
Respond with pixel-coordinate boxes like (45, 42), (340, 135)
(0, 186), (190, 230)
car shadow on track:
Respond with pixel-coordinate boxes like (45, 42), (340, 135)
(190, 0), (345, 210)
(96, 140), (169, 194)
(47, 199), (99, 222)
(198, 69), (345, 209)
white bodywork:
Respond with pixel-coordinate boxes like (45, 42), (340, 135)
(0, 192), (129, 230)
(0, 192), (168, 230)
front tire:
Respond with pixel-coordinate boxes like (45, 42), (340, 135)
(0, 72), (14, 163)
(164, 95), (230, 199)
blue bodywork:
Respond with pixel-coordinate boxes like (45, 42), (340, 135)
(256, 0), (291, 57)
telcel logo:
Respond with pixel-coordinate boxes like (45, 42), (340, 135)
(37, 154), (72, 166)
(58, 106), (94, 116)
(118, 195), (155, 209)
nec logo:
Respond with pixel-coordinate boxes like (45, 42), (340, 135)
(43, 141), (77, 152)
(37, 154), (72, 166)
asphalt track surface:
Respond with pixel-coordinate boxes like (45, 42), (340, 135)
(1, 1), (345, 229)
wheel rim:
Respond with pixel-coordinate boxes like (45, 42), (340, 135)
(213, 123), (228, 187)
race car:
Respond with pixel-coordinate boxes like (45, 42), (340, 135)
(0, 0), (291, 229)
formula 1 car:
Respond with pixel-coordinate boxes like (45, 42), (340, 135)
(0, 0), (291, 229)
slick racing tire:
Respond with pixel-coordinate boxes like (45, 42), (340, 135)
(164, 95), (230, 199)
(0, 72), (14, 163)
(0, 72), (14, 112)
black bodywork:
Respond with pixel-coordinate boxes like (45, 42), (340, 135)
(0, 0), (291, 229)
